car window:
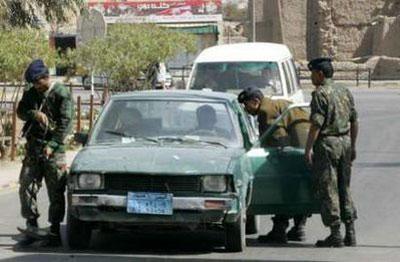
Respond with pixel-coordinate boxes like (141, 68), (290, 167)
(260, 105), (310, 149)
(282, 61), (294, 94)
(90, 100), (243, 148)
(290, 58), (300, 87)
(189, 62), (283, 95)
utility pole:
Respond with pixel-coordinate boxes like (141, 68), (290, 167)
(252, 0), (256, 42)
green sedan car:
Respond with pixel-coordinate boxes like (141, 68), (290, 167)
(67, 90), (319, 252)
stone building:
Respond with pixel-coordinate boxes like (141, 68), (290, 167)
(249, 0), (400, 79)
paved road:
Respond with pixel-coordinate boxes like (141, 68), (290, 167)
(0, 87), (400, 261)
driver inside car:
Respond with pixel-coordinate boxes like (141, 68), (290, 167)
(192, 105), (230, 138)
(115, 107), (143, 137)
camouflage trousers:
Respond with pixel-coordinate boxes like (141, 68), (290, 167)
(312, 135), (357, 227)
(19, 143), (67, 224)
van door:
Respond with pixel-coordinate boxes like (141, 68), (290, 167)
(246, 104), (319, 216)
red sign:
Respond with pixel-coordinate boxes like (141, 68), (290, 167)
(88, 0), (222, 23)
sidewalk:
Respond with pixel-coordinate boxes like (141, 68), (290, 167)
(0, 150), (78, 191)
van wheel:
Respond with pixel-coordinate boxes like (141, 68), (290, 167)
(67, 212), (92, 249)
(225, 209), (246, 252)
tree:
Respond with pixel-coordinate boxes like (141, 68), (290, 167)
(0, 28), (57, 84)
(0, 0), (84, 28)
(223, 3), (247, 22)
(67, 24), (196, 91)
(0, 28), (59, 159)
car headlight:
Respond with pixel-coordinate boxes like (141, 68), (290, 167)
(202, 176), (227, 193)
(78, 174), (104, 190)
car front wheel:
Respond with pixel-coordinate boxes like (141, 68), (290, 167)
(225, 209), (246, 252)
(67, 210), (92, 249)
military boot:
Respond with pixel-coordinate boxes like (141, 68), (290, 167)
(16, 219), (38, 247)
(316, 225), (344, 247)
(344, 222), (356, 247)
(287, 216), (306, 242)
(34, 223), (62, 248)
(258, 217), (288, 244)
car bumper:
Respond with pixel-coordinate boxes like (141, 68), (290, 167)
(69, 194), (240, 225)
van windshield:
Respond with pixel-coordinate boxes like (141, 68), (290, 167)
(189, 62), (283, 95)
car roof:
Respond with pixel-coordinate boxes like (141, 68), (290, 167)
(194, 42), (292, 63)
(111, 90), (238, 103)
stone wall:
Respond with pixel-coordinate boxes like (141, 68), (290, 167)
(372, 16), (400, 57)
(249, 0), (400, 79)
(251, 0), (400, 60)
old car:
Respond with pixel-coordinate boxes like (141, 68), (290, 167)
(68, 90), (318, 252)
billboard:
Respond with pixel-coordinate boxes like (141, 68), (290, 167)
(88, 0), (223, 23)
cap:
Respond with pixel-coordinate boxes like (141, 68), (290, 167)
(25, 59), (49, 83)
(307, 57), (332, 72)
(238, 86), (264, 103)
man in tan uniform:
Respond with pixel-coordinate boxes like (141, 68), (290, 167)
(238, 86), (310, 243)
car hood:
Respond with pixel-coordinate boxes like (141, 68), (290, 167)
(70, 145), (244, 175)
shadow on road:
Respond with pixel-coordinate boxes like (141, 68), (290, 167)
(10, 229), (224, 256)
(0, 254), (318, 262)
(87, 230), (222, 255)
(246, 238), (316, 248)
(5, 234), (325, 262)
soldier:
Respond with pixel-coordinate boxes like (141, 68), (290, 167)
(16, 59), (74, 247)
(305, 58), (358, 247)
(238, 86), (310, 243)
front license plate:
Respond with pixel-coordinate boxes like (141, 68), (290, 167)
(127, 192), (173, 215)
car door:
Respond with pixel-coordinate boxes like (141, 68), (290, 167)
(246, 104), (320, 216)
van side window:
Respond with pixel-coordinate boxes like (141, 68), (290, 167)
(282, 61), (294, 94)
(288, 59), (300, 90)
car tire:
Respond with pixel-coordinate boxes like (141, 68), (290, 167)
(225, 209), (246, 252)
(246, 215), (259, 235)
(67, 211), (92, 249)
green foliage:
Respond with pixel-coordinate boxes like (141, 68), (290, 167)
(223, 3), (247, 22)
(0, 28), (58, 82)
(0, 0), (84, 28)
(67, 24), (196, 90)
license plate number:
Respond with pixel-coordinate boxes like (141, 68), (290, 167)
(127, 192), (173, 215)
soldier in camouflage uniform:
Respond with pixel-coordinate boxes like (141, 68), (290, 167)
(17, 59), (74, 247)
(238, 86), (310, 244)
(305, 58), (358, 247)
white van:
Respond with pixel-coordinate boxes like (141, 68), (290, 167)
(187, 43), (304, 103)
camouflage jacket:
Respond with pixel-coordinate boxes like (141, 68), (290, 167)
(17, 82), (74, 153)
(310, 78), (358, 138)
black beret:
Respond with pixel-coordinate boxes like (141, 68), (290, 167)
(238, 86), (264, 103)
(25, 59), (49, 83)
(308, 57), (332, 71)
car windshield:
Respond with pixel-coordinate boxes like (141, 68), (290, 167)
(90, 99), (242, 148)
(189, 62), (283, 95)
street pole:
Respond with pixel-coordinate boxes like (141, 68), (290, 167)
(252, 0), (256, 42)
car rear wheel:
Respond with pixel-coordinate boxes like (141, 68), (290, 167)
(67, 211), (92, 249)
(225, 209), (246, 252)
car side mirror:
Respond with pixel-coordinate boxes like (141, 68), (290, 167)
(74, 132), (89, 146)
